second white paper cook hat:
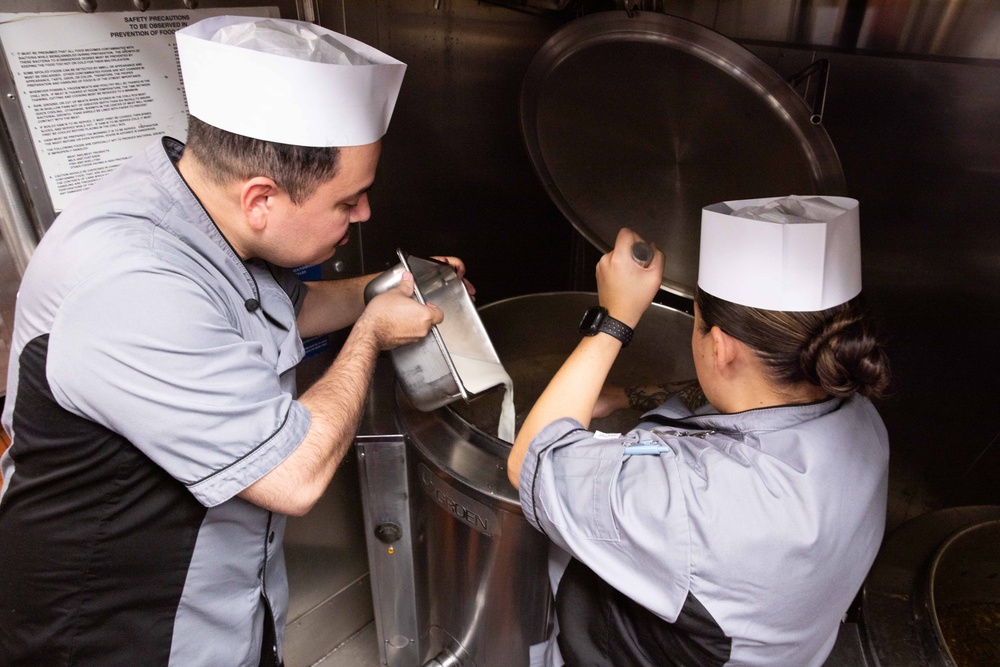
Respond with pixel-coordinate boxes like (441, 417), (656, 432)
(697, 195), (862, 312)
(176, 15), (406, 147)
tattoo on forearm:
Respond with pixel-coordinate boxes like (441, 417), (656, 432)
(626, 385), (670, 412)
(677, 381), (709, 412)
(626, 379), (707, 412)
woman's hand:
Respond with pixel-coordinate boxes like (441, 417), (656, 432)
(596, 229), (664, 328)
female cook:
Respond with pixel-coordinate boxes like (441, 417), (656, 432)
(508, 196), (891, 667)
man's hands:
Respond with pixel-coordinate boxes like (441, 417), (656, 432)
(357, 271), (444, 351)
(355, 255), (475, 352)
(596, 228), (664, 329)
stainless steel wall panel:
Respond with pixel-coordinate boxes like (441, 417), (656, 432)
(343, 0), (575, 298)
(657, 1), (1000, 59)
(748, 44), (1000, 530)
(0, 93), (37, 284)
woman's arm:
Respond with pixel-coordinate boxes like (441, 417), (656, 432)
(627, 379), (707, 413)
(508, 228), (664, 488)
(508, 334), (623, 488)
(593, 379), (707, 418)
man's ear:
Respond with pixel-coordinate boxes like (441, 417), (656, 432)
(241, 177), (281, 232)
(710, 325), (740, 375)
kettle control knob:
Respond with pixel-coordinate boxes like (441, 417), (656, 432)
(374, 522), (403, 544)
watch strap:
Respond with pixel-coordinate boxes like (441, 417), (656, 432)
(580, 306), (634, 348)
(596, 314), (633, 348)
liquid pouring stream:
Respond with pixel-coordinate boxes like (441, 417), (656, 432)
(449, 353), (516, 443)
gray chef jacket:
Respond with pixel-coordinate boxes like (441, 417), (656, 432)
(0, 137), (311, 666)
(521, 393), (889, 667)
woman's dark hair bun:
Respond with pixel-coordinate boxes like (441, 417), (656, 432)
(800, 309), (891, 399)
(697, 290), (891, 400)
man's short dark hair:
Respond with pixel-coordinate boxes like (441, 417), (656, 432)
(184, 115), (341, 204)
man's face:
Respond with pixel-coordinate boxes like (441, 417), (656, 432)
(268, 140), (381, 267)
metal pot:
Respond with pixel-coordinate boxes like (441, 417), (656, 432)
(447, 292), (695, 440)
(357, 293), (694, 667)
(926, 519), (1000, 666)
(859, 506), (1000, 666)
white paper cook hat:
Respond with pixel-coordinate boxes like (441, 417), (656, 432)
(697, 195), (862, 311)
(176, 16), (406, 147)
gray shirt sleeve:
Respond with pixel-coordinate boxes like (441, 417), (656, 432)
(519, 417), (693, 622)
(45, 255), (310, 508)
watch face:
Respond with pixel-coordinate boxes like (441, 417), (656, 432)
(578, 306), (606, 334)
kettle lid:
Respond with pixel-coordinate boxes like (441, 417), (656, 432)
(520, 10), (846, 298)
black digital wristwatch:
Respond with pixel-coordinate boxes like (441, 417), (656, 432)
(578, 306), (633, 348)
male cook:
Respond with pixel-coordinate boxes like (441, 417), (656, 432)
(0, 16), (457, 666)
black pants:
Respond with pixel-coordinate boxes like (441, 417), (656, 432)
(259, 597), (284, 667)
(556, 558), (732, 667)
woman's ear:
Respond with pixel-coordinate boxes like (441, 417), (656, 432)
(241, 177), (280, 232)
(710, 325), (741, 375)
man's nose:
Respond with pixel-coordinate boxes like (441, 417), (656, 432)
(351, 193), (371, 223)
